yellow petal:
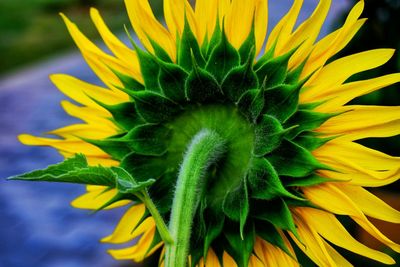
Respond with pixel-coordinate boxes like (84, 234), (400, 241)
(60, 101), (115, 129)
(224, 0), (256, 49)
(60, 14), (130, 89)
(300, 1), (365, 77)
(195, 0), (218, 45)
(51, 74), (128, 108)
(303, 49), (395, 98)
(287, 0), (332, 68)
(48, 124), (116, 139)
(223, 251), (237, 267)
(249, 254), (264, 267)
(298, 207), (395, 265)
(317, 105), (400, 140)
(303, 184), (400, 253)
(314, 140), (400, 170)
(255, 237), (299, 267)
(90, 8), (142, 82)
(254, 0), (268, 55)
(290, 214), (337, 267)
(71, 188), (130, 210)
(101, 205), (148, 243)
(265, 0), (303, 53)
(198, 248), (221, 267)
(312, 73), (400, 111)
(125, 0), (176, 60)
(322, 239), (353, 267)
(340, 185), (400, 224)
(18, 134), (106, 156)
(108, 225), (161, 261)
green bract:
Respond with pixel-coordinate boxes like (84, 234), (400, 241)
(11, 21), (338, 267)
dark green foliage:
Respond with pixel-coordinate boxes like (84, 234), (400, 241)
(223, 222), (255, 267)
(157, 61), (188, 102)
(112, 166), (155, 194)
(178, 18), (206, 70)
(98, 102), (144, 131)
(237, 89), (265, 122)
(255, 220), (292, 256)
(134, 46), (161, 92)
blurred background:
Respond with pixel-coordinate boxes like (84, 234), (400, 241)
(0, 0), (399, 266)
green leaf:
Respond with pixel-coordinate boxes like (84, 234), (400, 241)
(253, 198), (299, 237)
(120, 152), (168, 183)
(185, 60), (222, 103)
(223, 221), (255, 267)
(253, 115), (286, 156)
(8, 154), (115, 187)
(237, 89), (265, 122)
(255, 220), (293, 257)
(134, 46), (161, 92)
(284, 110), (336, 139)
(122, 124), (171, 156)
(148, 37), (173, 63)
(112, 167), (155, 194)
(178, 17), (206, 70)
(254, 40), (277, 70)
(221, 48), (259, 103)
(157, 60), (188, 102)
(205, 30), (240, 82)
(263, 83), (301, 123)
(222, 178), (249, 239)
(204, 18), (222, 58)
(132, 90), (181, 123)
(247, 157), (301, 200)
(266, 139), (326, 177)
(284, 174), (331, 187)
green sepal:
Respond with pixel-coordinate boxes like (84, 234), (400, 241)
(178, 17), (206, 70)
(284, 174), (331, 187)
(223, 221), (255, 267)
(252, 198), (299, 238)
(120, 152), (168, 183)
(83, 136), (131, 161)
(256, 49), (294, 88)
(221, 48), (259, 103)
(185, 60), (222, 103)
(147, 172), (175, 214)
(148, 37), (173, 63)
(121, 124), (171, 156)
(133, 45), (161, 92)
(298, 101), (326, 110)
(222, 178), (249, 240)
(254, 40), (277, 70)
(157, 60), (188, 102)
(294, 133), (336, 151)
(8, 154), (115, 187)
(237, 89), (265, 122)
(255, 220), (293, 257)
(284, 110), (336, 139)
(132, 90), (181, 123)
(92, 191), (139, 213)
(205, 29), (240, 82)
(266, 139), (326, 177)
(253, 115), (287, 156)
(238, 23), (256, 64)
(203, 207), (225, 261)
(112, 166), (156, 195)
(285, 59), (307, 85)
(247, 157), (301, 200)
(88, 100), (144, 131)
(204, 18), (222, 58)
(263, 83), (301, 123)
(109, 67), (144, 91)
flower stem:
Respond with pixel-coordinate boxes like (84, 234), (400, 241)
(138, 190), (173, 244)
(165, 129), (226, 267)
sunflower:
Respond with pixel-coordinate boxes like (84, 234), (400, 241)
(10, 0), (400, 266)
